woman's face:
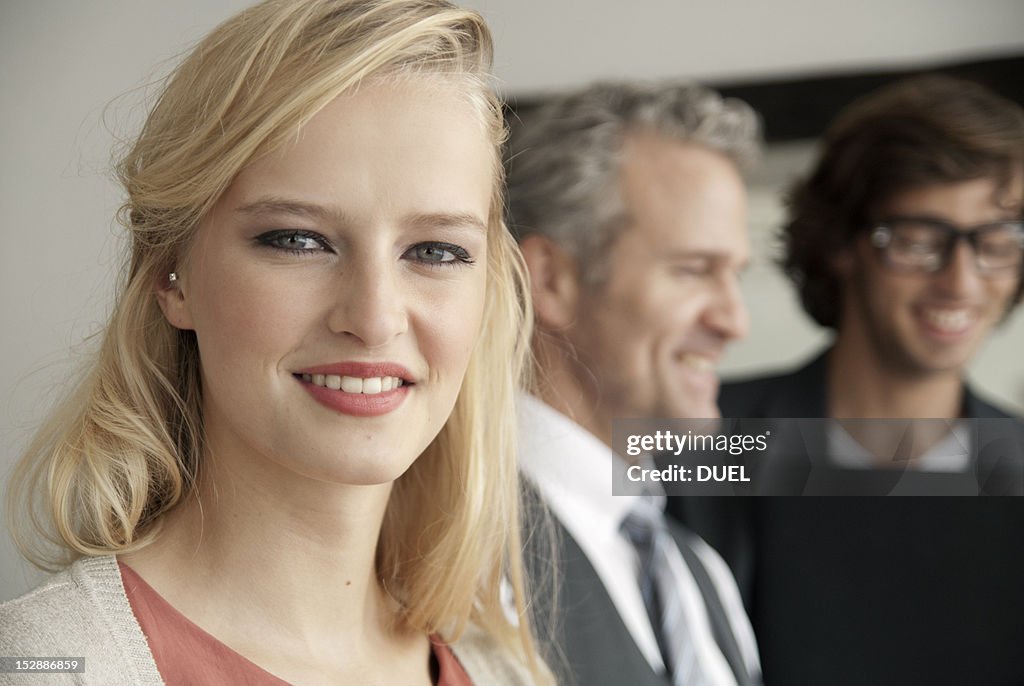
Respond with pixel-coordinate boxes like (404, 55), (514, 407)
(159, 79), (492, 487)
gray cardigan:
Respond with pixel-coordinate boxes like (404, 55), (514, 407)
(0, 556), (536, 685)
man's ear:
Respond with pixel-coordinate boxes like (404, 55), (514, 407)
(155, 271), (195, 330)
(519, 234), (580, 330)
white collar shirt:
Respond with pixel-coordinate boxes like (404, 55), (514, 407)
(827, 420), (971, 472)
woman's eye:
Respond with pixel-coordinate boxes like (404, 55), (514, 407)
(405, 242), (473, 266)
(255, 230), (330, 254)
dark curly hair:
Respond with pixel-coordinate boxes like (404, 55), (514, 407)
(782, 74), (1024, 328)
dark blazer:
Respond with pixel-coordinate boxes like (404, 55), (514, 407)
(525, 508), (672, 686)
(668, 349), (1024, 686)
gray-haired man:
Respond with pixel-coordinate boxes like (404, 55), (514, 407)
(509, 82), (763, 686)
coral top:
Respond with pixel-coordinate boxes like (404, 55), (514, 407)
(119, 562), (472, 685)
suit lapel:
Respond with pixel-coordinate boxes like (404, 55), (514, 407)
(522, 485), (671, 686)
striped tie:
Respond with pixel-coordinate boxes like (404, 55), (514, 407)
(622, 502), (707, 685)
(622, 498), (761, 686)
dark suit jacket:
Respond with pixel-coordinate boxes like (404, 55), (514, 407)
(667, 349), (1024, 686)
(525, 507), (672, 686)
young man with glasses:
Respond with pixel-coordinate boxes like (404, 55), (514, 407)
(669, 75), (1024, 685)
(725, 74), (1023, 457)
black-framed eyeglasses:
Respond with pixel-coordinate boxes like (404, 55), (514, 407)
(868, 217), (1024, 274)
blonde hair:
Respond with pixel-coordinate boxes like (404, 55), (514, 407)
(9, 0), (547, 679)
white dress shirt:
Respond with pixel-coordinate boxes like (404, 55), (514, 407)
(828, 420), (971, 472)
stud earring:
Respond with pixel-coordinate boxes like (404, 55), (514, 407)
(168, 272), (178, 283)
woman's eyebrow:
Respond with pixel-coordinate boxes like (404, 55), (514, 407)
(234, 199), (486, 233)
(404, 211), (487, 233)
(235, 198), (345, 223)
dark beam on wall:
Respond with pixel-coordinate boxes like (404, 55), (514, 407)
(506, 54), (1024, 143)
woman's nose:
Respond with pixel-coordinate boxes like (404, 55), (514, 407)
(326, 258), (408, 348)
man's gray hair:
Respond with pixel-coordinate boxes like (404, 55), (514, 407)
(506, 81), (762, 283)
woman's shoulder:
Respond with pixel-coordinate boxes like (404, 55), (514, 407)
(1, 561), (92, 651)
(0, 556), (163, 685)
(449, 623), (542, 686)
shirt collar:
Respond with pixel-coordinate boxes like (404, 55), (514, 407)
(518, 393), (658, 535)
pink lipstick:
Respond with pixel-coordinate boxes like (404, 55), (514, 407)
(294, 362), (413, 417)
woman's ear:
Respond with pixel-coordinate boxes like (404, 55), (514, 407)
(519, 234), (580, 331)
(155, 271), (195, 330)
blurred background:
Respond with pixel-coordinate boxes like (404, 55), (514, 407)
(3, 0), (1023, 601)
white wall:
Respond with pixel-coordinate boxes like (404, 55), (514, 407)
(3, 0), (1023, 602)
(1, 0), (254, 602)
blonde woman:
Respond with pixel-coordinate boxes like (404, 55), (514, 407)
(0, 1), (549, 684)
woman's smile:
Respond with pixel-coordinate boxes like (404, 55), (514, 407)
(295, 361), (415, 417)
